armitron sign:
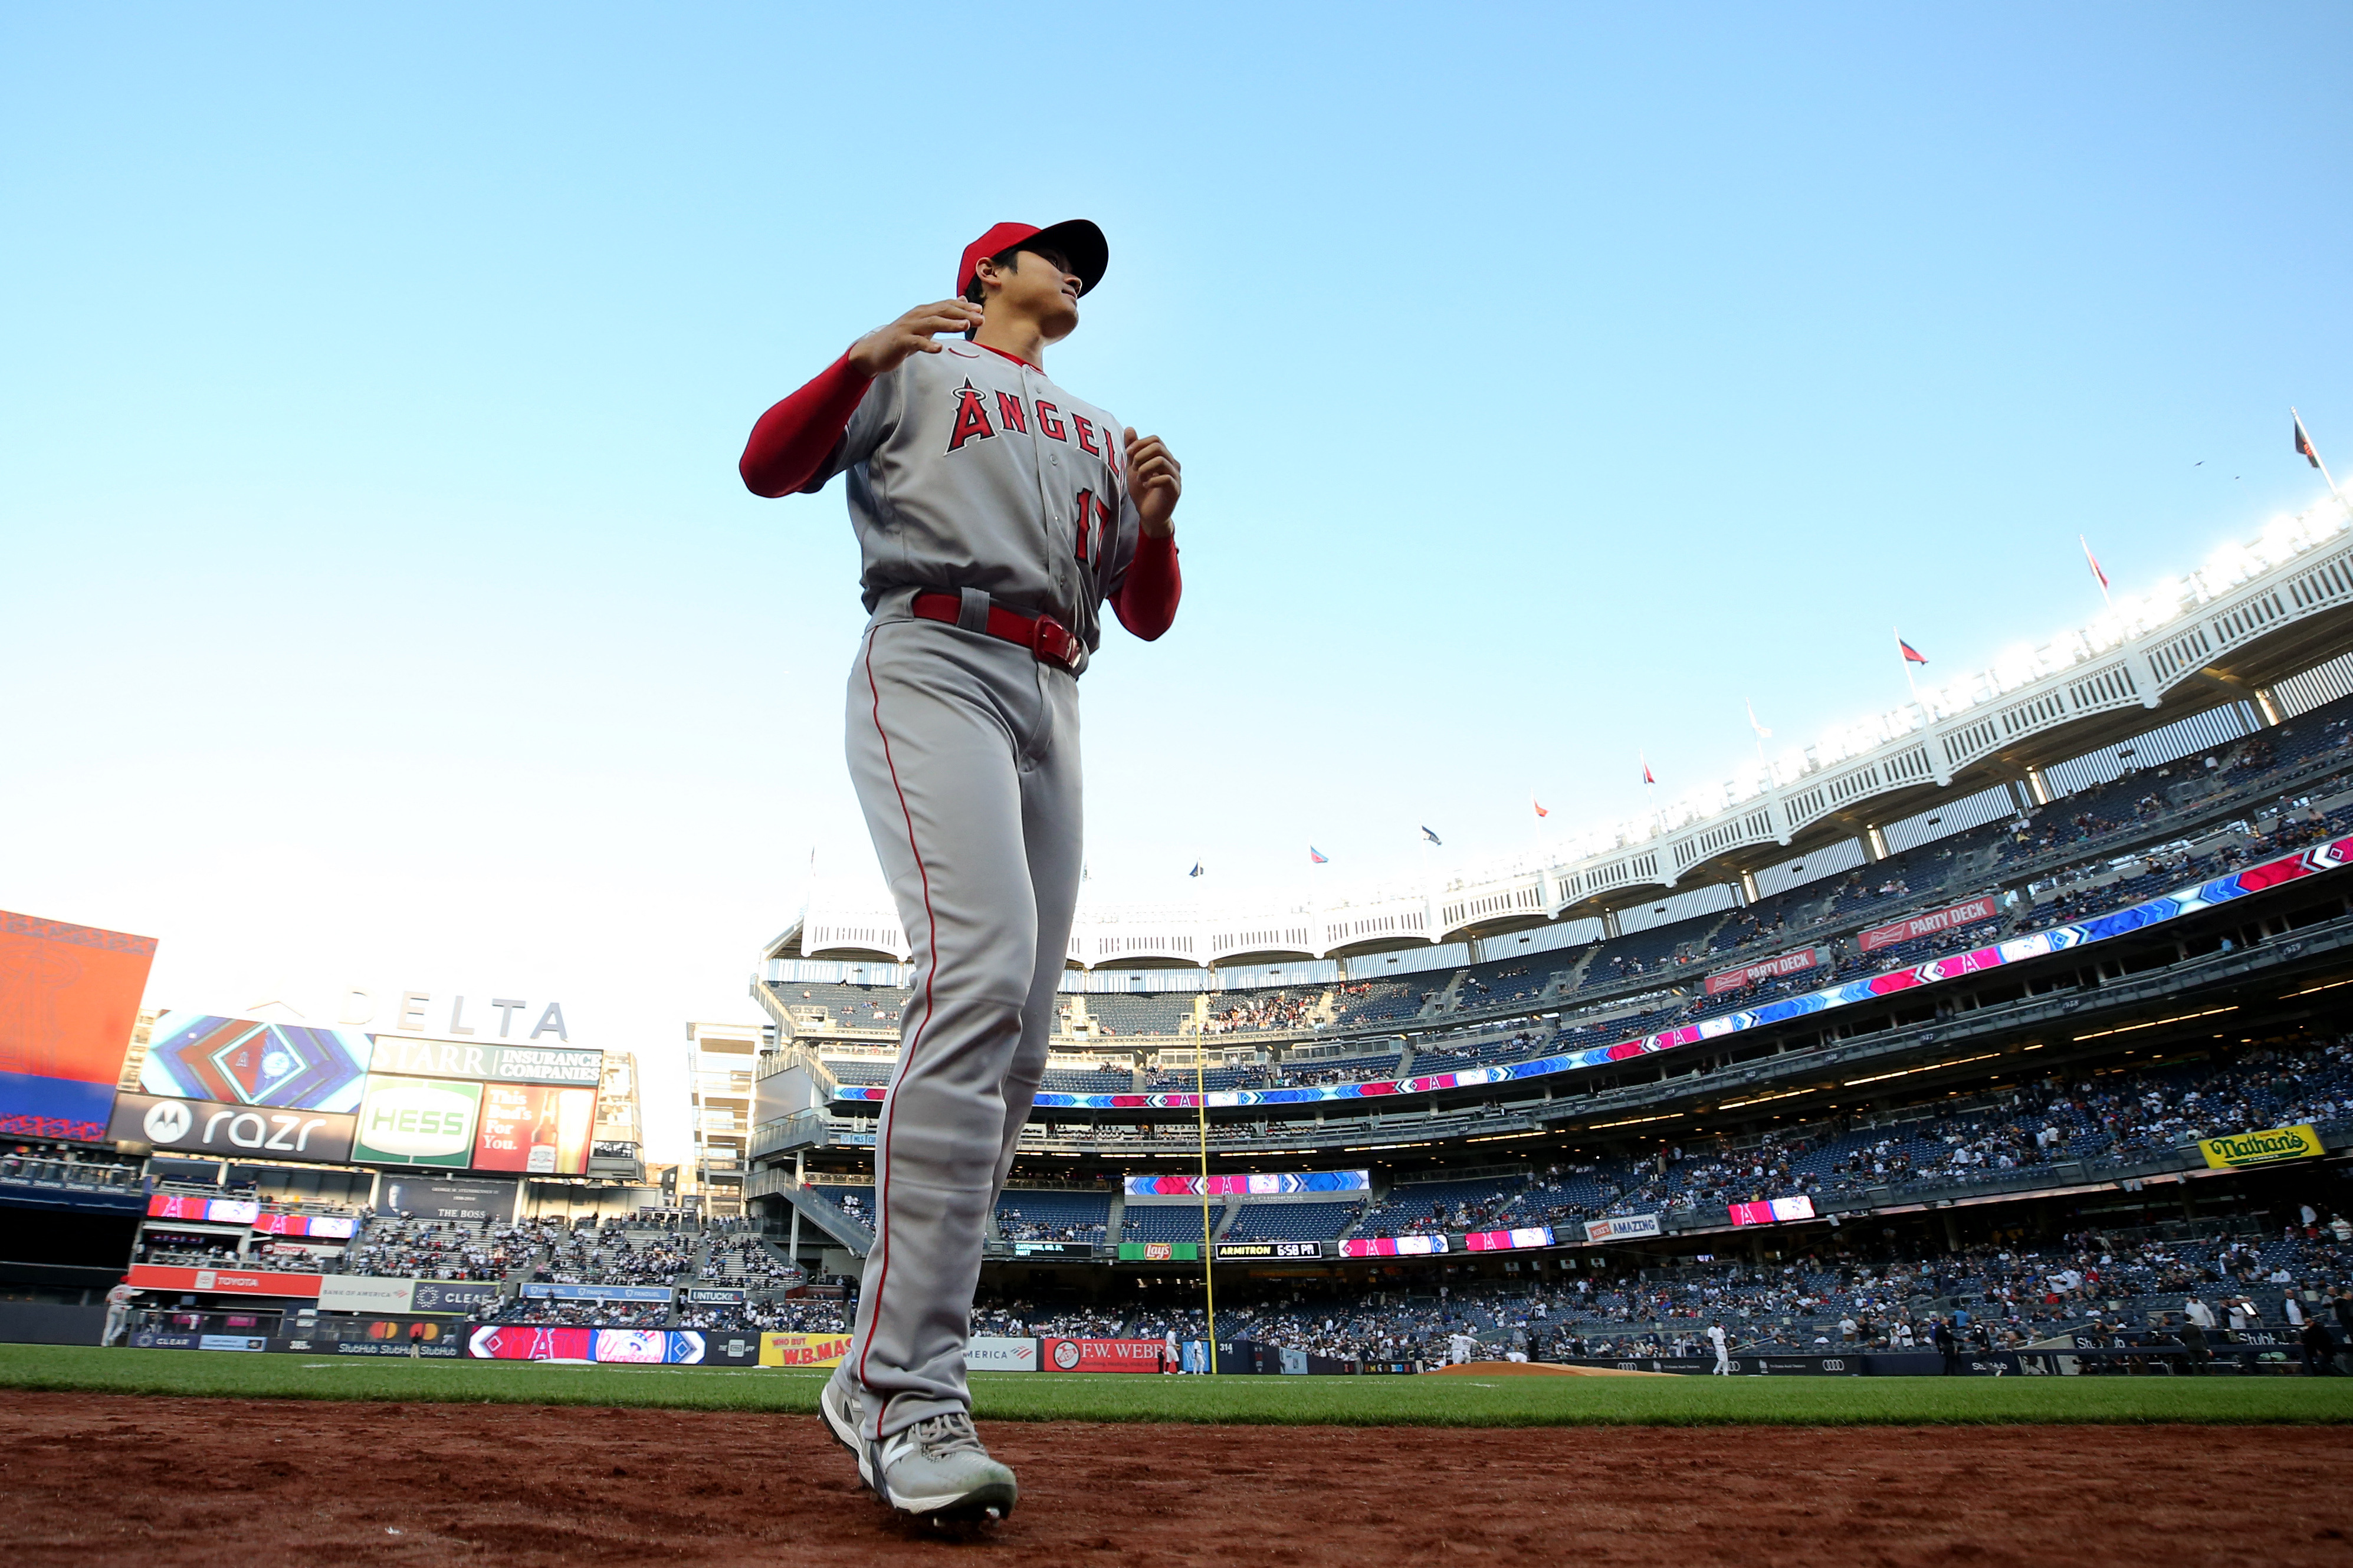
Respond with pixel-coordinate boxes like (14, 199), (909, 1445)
(2199, 1124), (2324, 1170)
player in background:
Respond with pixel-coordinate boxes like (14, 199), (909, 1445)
(102, 1279), (137, 1346)
(739, 219), (1182, 1523)
(1709, 1320), (1730, 1374)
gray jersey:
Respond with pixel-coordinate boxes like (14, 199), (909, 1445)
(810, 340), (1141, 656)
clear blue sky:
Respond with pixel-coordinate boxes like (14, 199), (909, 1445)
(5, 5), (2348, 1157)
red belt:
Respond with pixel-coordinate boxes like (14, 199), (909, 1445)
(910, 592), (1082, 671)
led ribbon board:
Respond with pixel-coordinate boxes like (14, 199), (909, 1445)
(833, 833), (2353, 1112)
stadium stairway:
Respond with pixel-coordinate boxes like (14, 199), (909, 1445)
(777, 1182), (875, 1258)
(1105, 1188), (1127, 1238)
(1420, 969), (1469, 1019)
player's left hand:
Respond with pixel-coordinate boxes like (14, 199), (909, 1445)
(1124, 429), (1181, 538)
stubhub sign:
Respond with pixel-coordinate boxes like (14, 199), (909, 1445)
(354, 1077), (481, 1166)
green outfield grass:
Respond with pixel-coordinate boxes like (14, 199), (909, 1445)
(3, 1345), (2349, 1425)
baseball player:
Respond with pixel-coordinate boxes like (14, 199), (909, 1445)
(739, 219), (1182, 1522)
(1708, 1320), (1730, 1374)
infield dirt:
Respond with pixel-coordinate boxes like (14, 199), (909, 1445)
(10, 1392), (2352, 1567)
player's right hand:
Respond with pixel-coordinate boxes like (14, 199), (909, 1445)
(847, 300), (986, 377)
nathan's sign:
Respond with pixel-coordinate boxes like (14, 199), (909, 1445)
(1858, 895), (2001, 954)
(2199, 1124), (2325, 1171)
(1703, 948), (1822, 996)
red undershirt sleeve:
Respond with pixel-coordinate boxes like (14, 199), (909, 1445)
(738, 353), (872, 498)
(1111, 531), (1181, 640)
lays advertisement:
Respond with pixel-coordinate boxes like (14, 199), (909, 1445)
(2198, 1124), (2325, 1170)
(760, 1332), (854, 1368)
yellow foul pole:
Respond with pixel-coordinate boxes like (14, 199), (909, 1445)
(1196, 1044), (1219, 1373)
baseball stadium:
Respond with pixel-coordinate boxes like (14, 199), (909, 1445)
(12, 9), (2353, 1566)
(9, 499), (2353, 1559)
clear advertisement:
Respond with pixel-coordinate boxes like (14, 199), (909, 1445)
(0, 908), (159, 1143)
(353, 1075), (482, 1167)
(140, 1014), (375, 1112)
(111, 1092), (357, 1164)
(471, 1082), (596, 1174)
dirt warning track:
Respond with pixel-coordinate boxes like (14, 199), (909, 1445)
(7, 1392), (2349, 1567)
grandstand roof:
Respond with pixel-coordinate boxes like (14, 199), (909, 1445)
(770, 499), (2353, 971)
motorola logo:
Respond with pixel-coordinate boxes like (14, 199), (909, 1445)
(144, 1101), (193, 1143)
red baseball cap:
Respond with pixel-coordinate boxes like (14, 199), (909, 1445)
(957, 219), (1108, 299)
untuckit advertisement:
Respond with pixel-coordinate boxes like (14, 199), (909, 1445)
(353, 1076), (483, 1167)
(110, 1092), (357, 1164)
(139, 1013), (374, 1112)
(471, 1082), (596, 1173)
(0, 908), (159, 1142)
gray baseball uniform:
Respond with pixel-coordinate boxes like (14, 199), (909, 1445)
(799, 341), (1148, 1438)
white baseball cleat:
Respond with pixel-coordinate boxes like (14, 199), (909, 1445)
(819, 1375), (874, 1492)
(869, 1411), (1018, 1521)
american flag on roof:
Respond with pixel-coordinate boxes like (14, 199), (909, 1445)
(1420, 826), (1442, 846)
(1899, 637), (1929, 665)
(1531, 795), (1548, 818)
(2297, 412), (2321, 468)
(1309, 846), (1328, 864)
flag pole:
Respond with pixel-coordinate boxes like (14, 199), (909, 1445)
(1895, 626), (1922, 708)
(2080, 535), (2112, 609)
(2296, 407), (2348, 508)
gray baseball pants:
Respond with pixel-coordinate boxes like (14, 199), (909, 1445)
(833, 609), (1083, 1439)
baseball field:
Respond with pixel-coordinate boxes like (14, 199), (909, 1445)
(7, 1347), (2351, 1567)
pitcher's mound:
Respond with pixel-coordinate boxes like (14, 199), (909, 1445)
(1429, 1359), (1672, 1378)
